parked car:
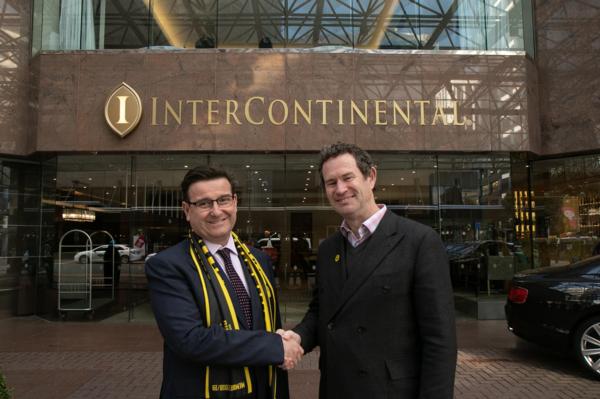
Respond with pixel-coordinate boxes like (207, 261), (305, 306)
(74, 244), (142, 264)
(255, 235), (312, 252)
(505, 256), (600, 378)
(255, 234), (314, 274)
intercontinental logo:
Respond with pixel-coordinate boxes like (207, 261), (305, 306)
(104, 82), (143, 138)
(104, 82), (471, 137)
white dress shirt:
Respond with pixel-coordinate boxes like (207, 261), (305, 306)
(204, 236), (250, 293)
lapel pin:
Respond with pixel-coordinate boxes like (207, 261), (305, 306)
(335, 254), (340, 263)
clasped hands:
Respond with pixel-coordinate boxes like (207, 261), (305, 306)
(276, 329), (303, 370)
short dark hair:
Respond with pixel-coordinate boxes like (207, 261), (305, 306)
(319, 142), (376, 182)
(181, 166), (237, 201)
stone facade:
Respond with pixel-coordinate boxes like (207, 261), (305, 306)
(31, 50), (538, 154)
(0, 1), (32, 155)
(536, 0), (600, 156)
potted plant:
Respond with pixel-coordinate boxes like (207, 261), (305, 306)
(0, 372), (11, 399)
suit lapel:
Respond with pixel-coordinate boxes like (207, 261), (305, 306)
(324, 211), (405, 322)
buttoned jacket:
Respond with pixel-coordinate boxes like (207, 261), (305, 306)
(294, 211), (457, 399)
(146, 239), (289, 398)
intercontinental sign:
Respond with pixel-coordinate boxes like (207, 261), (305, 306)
(105, 83), (470, 137)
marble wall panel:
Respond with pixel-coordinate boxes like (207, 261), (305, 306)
(143, 52), (218, 152)
(354, 53), (421, 151)
(214, 52), (286, 151)
(536, 0), (600, 155)
(352, 53), (535, 152)
(285, 53), (356, 150)
(32, 50), (537, 154)
(0, 1), (32, 155)
(35, 54), (80, 151)
(488, 57), (540, 153)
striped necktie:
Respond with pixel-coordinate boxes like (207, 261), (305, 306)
(217, 248), (253, 329)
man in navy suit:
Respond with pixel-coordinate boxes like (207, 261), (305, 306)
(146, 166), (302, 398)
(280, 143), (457, 398)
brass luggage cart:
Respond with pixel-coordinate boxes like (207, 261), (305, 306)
(57, 229), (115, 320)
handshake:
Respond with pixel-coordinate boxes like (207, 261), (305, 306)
(276, 329), (303, 370)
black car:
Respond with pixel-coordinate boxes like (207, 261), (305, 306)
(505, 256), (600, 378)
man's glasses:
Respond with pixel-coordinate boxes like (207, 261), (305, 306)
(186, 194), (235, 210)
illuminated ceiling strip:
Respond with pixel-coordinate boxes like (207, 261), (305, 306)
(42, 199), (110, 213)
(143, 0), (183, 48)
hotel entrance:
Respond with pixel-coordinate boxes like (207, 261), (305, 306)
(24, 151), (529, 321)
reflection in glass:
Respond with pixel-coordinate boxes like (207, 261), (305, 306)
(34, 151), (539, 318)
(0, 160), (43, 319)
(32, 0), (533, 53)
(60, 0), (95, 49)
(532, 154), (600, 269)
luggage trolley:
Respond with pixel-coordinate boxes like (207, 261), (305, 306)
(57, 229), (115, 320)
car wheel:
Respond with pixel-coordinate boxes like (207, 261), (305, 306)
(79, 255), (88, 264)
(121, 255), (129, 264)
(574, 316), (600, 378)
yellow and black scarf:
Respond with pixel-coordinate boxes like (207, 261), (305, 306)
(188, 232), (279, 398)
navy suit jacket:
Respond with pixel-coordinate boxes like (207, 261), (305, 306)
(146, 239), (288, 398)
(294, 211), (457, 399)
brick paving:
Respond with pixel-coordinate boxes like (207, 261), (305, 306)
(1, 318), (599, 398)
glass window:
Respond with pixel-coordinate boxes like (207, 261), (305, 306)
(532, 155), (600, 269)
(100, 0), (151, 49)
(217, 0), (283, 48)
(284, 154), (325, 207)
(0, 160), (43, 319)
(151, 0), (217, 48)
(32, 0), (534, 53)
(41, 152), (535, 320)
(438, 154), (516, 297)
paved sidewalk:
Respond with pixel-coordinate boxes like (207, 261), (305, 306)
(1, 317), (599, 398)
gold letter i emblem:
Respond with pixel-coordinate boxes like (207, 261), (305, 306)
(116, 96), (129, 124)
(105, 82), (142, 138)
